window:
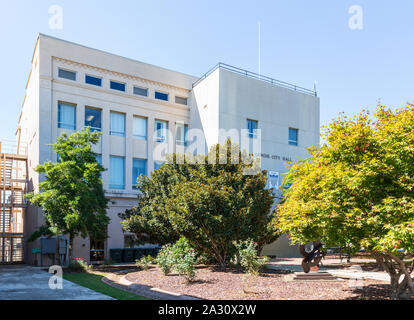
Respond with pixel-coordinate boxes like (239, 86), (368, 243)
(289, 128), (298, 146)
(175, 123), (188, 146)
(154, 161), (165, 171)
(247, 119), (258, 138)
(175, 96), (188, 105)
(85, 75), (102, 87)
(110, 80), (126, 92)
(132, 159), (147, 189)
(109, 156), (125, 189)
(133, 116), (147, 140)
(133, 86), (148, 97)
(58, 68), (76, 81)
(95, 154), (102, 165)
(154, 120), (168, 142)
(155, 91), (169, 101)
(85, 107), (102, 132)
(58, 102), (76, 130)
(110, 112), (125, 137)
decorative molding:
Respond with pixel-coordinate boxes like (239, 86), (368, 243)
(53, 57), (190, 94)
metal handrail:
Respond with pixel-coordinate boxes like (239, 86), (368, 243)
(192, 62), (317, 97)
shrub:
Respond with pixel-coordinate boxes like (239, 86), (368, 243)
(136, 255), (154, 271)
(157, 238), (197, 282)
(156, 244), (174, 275)
(234, 240), (270, 293)
(69, 257), (92, 272)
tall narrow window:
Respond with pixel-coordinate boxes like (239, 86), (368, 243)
(175, 123), (188, 146)
(154, 120), (168, 143)
(109, 156), (125, 189)
(85, 107), (102, 132)
(132, 159), (147, 189)
(247, 119), (258, 138)
(110, 112), (125, 137)
(289, 128), (298, 146)
(133, 117), (147, 140)
(58, 102), (76, 130)
(58, 68), (76, 81)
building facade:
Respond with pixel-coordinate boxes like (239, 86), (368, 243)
(19, 34), (320, 264)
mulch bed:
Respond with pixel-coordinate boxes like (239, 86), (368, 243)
(124, 265), (393, 300)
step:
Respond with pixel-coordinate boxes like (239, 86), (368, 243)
(290, 272), (339, 281)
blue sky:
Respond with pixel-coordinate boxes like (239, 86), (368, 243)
(1, 0), (413, 140)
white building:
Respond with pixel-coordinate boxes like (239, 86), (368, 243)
(18, 34), (319, 264)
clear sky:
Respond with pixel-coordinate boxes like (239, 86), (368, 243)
(1, 0), (413, 141)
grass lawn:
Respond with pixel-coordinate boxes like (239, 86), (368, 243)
(63, 272), (149, 300)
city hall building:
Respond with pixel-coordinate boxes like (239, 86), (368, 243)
(15, 34), (319, 264)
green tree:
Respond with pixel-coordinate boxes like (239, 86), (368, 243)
(121, 140), (279, 269)
(26, 128), (110, 261)
(277, 104), (414, 299)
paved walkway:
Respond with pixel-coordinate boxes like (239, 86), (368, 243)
(102, 272), (201, 300)
(266, 258), (390, 282)
(0, 265), (113, 300)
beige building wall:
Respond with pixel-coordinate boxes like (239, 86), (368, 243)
(19, 34), (319, 264)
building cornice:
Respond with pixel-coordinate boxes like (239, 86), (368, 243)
(53, 57), (191, 94)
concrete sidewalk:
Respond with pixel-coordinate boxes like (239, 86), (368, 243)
(266, 257), (390, 282)
(0, 265), (114, 300)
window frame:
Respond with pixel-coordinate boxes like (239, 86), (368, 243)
(133, 86), (149, 97)
(84, 106), (102, 132)
(109, 155), (125, 190)
(154, 91), (169, 102)
(247, 119), (258, 139)
(175, 96), (188, 106)
(85, 74), (103, 87)
(57, 102), (77, 130)
(58, 68), (77, 81)
(132, 158), (147, 189)
(175, 123), (188, 146)
(110, 111), (126, 137)
(110, 80), (126, 92)
(133, 116), (148, 140)
(154, 119), (168, 143)
(288, 127), (299, 146)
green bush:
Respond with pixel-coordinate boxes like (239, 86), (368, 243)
(234, 240), (269, 293)
(156, 244), (174, 275)
(234, 240), (269, 276)
(136, 255), (154, 270)
(157, 238), (197, 282)
(69, 257), (92, 272)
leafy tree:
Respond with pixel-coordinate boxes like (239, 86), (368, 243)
(26, 128), (110, 261)
(121, 140), (279, 269)
(277, 105), (414, 299)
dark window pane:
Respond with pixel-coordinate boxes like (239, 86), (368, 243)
(58, 68), (76, 81)
(85, 75), (102, 86)
(155, 91), (169, 101)
(110, 81), (126, 92)
(133, 86), (148, 97)
(85, 107), (102, 132)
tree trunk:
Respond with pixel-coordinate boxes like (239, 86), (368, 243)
(69, 234), (74, 264)
(372, 252), (414, 300)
